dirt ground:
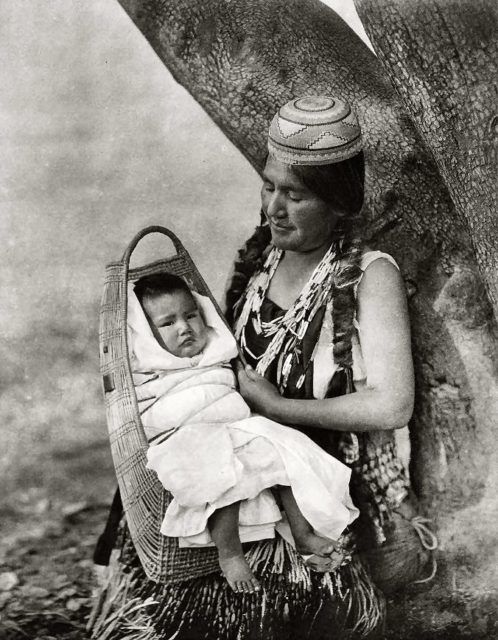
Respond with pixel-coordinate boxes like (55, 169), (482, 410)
(0, 489), (110, 640)
(1, 484), (497, 640)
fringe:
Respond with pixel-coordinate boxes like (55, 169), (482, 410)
(87, 557), (159, 640)
(411, 517), (438, 584)
(88, 536), (385, 640)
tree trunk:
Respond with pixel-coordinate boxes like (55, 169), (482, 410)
(354, 0), (498, 314)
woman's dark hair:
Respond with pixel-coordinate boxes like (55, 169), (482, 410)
(134, 273), (192, 305)
(291, 150), (365, 238)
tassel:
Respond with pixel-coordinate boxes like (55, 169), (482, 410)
(411, 517), (438, 584)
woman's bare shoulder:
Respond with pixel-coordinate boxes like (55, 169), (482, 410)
(357, 256), (406, 308)
(361, 247), (398, 271)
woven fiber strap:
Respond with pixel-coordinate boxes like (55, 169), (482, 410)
(99, 225), (234, 583)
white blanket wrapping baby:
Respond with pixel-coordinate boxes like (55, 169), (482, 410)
(128, 285), (358, 548)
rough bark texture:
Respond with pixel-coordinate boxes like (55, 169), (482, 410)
(114, 0), (498, 632)
(354, 0), (498, 314)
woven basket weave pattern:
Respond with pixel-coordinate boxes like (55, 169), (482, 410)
(99, 227), (226, 583)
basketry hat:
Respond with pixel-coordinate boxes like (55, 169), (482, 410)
(268, 96), (362, 165)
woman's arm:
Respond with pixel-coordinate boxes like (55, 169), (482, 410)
(237, 258), (414, 432)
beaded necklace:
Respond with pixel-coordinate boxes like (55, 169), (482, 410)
(234, 241), (342, 392)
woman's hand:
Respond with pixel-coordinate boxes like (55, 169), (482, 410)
(236, 362), (282, 418)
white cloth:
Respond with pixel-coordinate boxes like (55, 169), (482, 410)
(128, 285), (358, 547)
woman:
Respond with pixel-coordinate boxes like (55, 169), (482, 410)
(228, 93), (425, 576)
(233, 96), (414, 436)
(89, 96), (433, 640)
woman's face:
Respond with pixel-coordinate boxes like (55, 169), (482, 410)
(261, 156), (342, 253)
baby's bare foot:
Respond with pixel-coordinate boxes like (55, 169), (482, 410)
(295, 531), (338, 558)
(304, 548), (345, 573)
(294, 532), (345, 572)
(219, 554), (261, 594)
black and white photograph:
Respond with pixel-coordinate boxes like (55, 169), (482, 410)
(1, 1), (496, 638)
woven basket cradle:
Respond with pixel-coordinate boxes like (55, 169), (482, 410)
(99, 225), (235, 583)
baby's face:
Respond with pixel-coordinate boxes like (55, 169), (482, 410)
(143, 289), (209, 358)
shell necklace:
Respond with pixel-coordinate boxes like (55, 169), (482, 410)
(234, 242), (341, 392)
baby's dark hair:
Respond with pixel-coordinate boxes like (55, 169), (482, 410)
(134, 273), (193, 305)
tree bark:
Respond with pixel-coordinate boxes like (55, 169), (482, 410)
(354, 0), (498, 314)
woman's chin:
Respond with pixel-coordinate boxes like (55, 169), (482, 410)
(270, 230), (298, 251)
(271, 235), (312, 253)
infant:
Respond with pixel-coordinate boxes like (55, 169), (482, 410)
(129, 273), (358, 593)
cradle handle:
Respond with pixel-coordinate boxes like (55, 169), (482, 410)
(121, 224), (248, 369)
(121, 225), (186, 268)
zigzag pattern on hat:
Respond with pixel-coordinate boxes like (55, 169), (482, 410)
(276, 119), (308, 139)
(308, 131), (356, 149)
